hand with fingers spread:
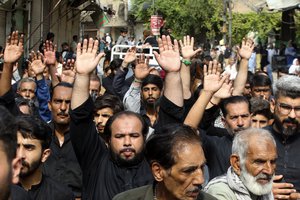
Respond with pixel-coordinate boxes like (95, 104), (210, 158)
(29, 51), (46, 78)
(238, 38), (254, 60)
(154, 35), (180, 73)
(213, 76), (233, 99)
(123, 47), (136, 66)
(75, 38), (105, 75)
(44, 40), (57, 66)
(63, 59), (75, 71)
(4, 31), (24, 63)
(60, 59), (76, 85)
(134, 54), (155, 81)
(179, 35), (202, 60)
(203, 61), (228, 94)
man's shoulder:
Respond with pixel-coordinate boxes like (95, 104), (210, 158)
(112, 184), (153, 200)
(205, 181), (237, 200)
(198, 190), (218, 200)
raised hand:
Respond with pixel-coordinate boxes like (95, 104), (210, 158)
(75, 38), (105, 75)
(237, 38), (254, 60)
(63, 59), (75, 71)
(134, 54), (154, 80)
(44, 40), (57, 65)
(179, 35), (202, 59)
(273, 175), (297, 200)
(4, 31), (24, 63)
(203, 61), (228, 94)
(29, 51), (45, 76)
(213, 76), (233, 99)
(154, 35), (180, 73)
(123, 47), (136, 64)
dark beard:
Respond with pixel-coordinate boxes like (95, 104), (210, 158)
(19, 159), (41, 178)
(110, 150), (144, 167)
(274, 115), (299, 137)
(144, 97), (161, 109)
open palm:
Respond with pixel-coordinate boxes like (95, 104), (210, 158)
(203, 61), (227, 93)
(180, 35), (202, 59)
(75, 38), (104, 75)
(154, 35), (180, 73)
(238, 38), (254, 60)
(4, 31), (24, 63)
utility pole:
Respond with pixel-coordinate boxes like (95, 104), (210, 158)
(228, 0), (232, 46)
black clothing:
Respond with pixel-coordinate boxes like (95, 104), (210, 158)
(0, 89), (21, 116)
(69, 97), (153, 200)
(22, 175), (74, 200)
(112, 68), (134, 99)
(144, 36), (158, 47)
(11, 185), (31, 200)
(102, 75), (115, 95)
(43, 123), (82, 198)
(265, 125), (300, 191)
(201, 130), (233, 180)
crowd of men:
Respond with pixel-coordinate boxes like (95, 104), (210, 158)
(0, 29), (299, 200)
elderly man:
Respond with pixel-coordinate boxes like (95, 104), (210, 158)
(204, 128), (277, 200)
(113, 124), (217, 200)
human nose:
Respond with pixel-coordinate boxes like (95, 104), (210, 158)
(97, 115), (103, 123)
(123, 135), (132, 146)
(288, 108), (296, 119)
(193, 168), (204, 186)
(237, 116), (244, 127)
(262, 161), (274, 175)
(25, 90), (30, 97)
(60, 101), (67, 111)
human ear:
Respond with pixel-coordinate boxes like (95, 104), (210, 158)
(270, 99), (275, 113)
(11, 157), (22, 184)
(151, 162), (164, 182)
(230, 154), (241, 176)
(41, 149), (51, 163)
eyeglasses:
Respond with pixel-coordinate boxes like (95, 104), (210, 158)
(277, 102), (300, 117)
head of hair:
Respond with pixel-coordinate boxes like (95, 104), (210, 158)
(0, 106), (17, 162)
(17, 77), (36, 91)
(143, 30), (153, 38)
(246, 71), (254, 84)
(232, 128), (276, 164)
(16, 115), (52, 150)
(250, 74), (272, 89)
(94, 94), (124, 114)
(109, 58), (123, 75)
(46, 32), (55, 40)
(277, 66), (289, 74)
(51, 81), (73, 99)
(103, 111), (148, 140)
(145, 124), (201, 170)
(250, 97), (272, 119)
(90, 73), (101, 83)
(141, 74), (163, 91)
(220, 96), (250, 117)
(273, 75), (300, 99)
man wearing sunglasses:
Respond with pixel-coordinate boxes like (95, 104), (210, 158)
(266, 75), (300, 200)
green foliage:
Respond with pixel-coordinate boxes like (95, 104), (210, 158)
(131, 0), (282, 45)
(131, 0), (224, 42)
(231, 12), (281, 45)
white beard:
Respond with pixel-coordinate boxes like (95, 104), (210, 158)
(240, 166), (274, 196)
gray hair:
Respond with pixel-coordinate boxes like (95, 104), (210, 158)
(232, 128), (276, 164)
(273, 75), (300, 99)
(17, 77), (36, 91)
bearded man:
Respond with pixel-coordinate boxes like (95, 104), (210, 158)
(204, 128), (276, 200)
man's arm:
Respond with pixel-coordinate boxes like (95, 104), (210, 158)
(232, 38), (254, 96)
(184, 61), (228, 128)
(154, 35), (182, 106)
(71, 38), (104, 109)
(30, 51), (51, 122)
(179, 35), (202, 100)
(0, 31), (24, 96)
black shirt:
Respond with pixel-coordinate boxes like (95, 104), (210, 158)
(11, 184), (31, 200)
(21, 175), (74, 200)
(265, 125), (300, 191)
(43, 124), (82, 197)
(201, 130), (233, 180)
(69, 97), (153, 200)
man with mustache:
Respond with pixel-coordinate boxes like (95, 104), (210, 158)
(70, 35), (183, 199)
(113, 124), (217, 200)
(43, 82), (82, 198)
(204, 128), (276, 200)
(17, 115), (74, 199)
(266, 75), (300, 199)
